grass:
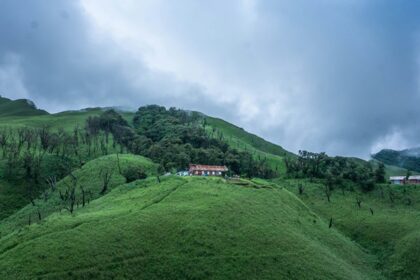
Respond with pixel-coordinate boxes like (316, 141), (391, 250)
(370, 159), (417, 178)
(0, 108), (135, 131)
(0, 176), (380, 279)
(0, 97), (48, 117)
(275, 178), (420, 279)
(1, 98), (417, 279)
(0, 179), (27, 220)
(0, 154), (157, 237)
(205, 117), (293, 174)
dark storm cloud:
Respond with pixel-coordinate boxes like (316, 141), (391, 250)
(0, 0), (225, 114)
(0, 0), (419, 158)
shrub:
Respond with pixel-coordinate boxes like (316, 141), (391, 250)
(123, 166), (147, 183)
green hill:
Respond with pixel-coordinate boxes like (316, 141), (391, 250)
(205, 117), (293, 173)
(373, 149), (420, 173)
(0, 176), (380, 279)
(3, 97), (419, 279)
(0, 96), (48, 117)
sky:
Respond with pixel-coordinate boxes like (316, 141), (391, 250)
(0, 0), (419, 158)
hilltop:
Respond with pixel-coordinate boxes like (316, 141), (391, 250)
(373, 148), (420, 173)
(0, 95), (48, 117)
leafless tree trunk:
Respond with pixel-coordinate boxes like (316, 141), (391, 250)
(99, 168), (113, 195)
(324, 185), (331, 202)
(356, 197), (362, 208)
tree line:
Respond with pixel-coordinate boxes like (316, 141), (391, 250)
(285, 150), (386, 192)
(0, 122), (123, 204)
(88, 106), (278, 178)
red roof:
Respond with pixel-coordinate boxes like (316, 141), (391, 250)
(189, 164), (228, 172)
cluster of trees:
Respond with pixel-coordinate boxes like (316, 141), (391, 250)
(88, 106), (278, 178)
(285, 150), (386, 192)
(0, 123), (122, 203)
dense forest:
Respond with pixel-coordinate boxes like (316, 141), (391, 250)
(89, 105), (278, 178)
(285, 150), (386, 192)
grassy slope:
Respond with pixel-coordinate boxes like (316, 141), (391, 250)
(0, 108), (134, 131)
(372, 149), (420, 173)
(0, 179), (27, 220)
(370, 159), (419, 178)
(277, 178), (420, 279)
(205, 117), (293, 174)
(0, 96), (48, 117)
(0, 154), (157, 236)
(0, 176), (380, 279)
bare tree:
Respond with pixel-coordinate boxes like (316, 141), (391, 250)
(46, 176), (57, 192)
(298, 184), (304, 195)
(60, 173), (77, 214)
(80, 185), (86, 207)
(324, 185), (331, 202)
(99, 168), (114, 195)
(356, 197), (362, 208)
(116, 153), (122, 175)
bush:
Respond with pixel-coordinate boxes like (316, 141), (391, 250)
(361, 179), (375, 192)
(123, 166), (147, 183)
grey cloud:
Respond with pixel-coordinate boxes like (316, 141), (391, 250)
(0, 0), (226, 115)
(0, 0), (419, 158)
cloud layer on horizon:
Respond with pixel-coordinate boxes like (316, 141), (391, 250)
(0, 0), (419, 158)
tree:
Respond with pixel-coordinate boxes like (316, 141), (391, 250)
(356, 197), (362, 208)
(375, 163), (386, 183)
(99, 167), (114, 195)
(123, 166), (147, 183)
(406, 169), (412, 180)
(60, 173), (77, 214)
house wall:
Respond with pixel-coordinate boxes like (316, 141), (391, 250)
(191, 170), (223, 176)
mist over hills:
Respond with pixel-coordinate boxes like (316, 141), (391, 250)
(373, 148), (420, 173)
(0, 96), (419, 279)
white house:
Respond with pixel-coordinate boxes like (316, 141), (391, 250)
(389, 176), (406, 185)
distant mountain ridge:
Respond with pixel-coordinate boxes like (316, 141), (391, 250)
(0, 95), (49, 117)
(373, 147), (420, 172)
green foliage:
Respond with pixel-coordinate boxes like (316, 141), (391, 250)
(204, 117), (291, 173)
(0, 154), (157, 236)
(101, 106), (279, 178)
(0, 177), (380, 279)
(0, 96), (48, 117)
(375, 163), (386, 183)
(373, 149), (420, 173)
(277, 178), (420, 279)
(122, 165), (148, 183)
(286, 150), (380, 192)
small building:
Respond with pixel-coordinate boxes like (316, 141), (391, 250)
(189, 164), (228, 176)
(408, 175), (420, 184)
(390, 176), (406, 185)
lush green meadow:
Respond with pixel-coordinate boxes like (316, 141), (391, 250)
(1, 98), (419, 279)
(276, 178), (420, 279)
(0, 176), (381, 279)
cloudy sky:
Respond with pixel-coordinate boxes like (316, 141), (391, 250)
(1, 0), (419, 158)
